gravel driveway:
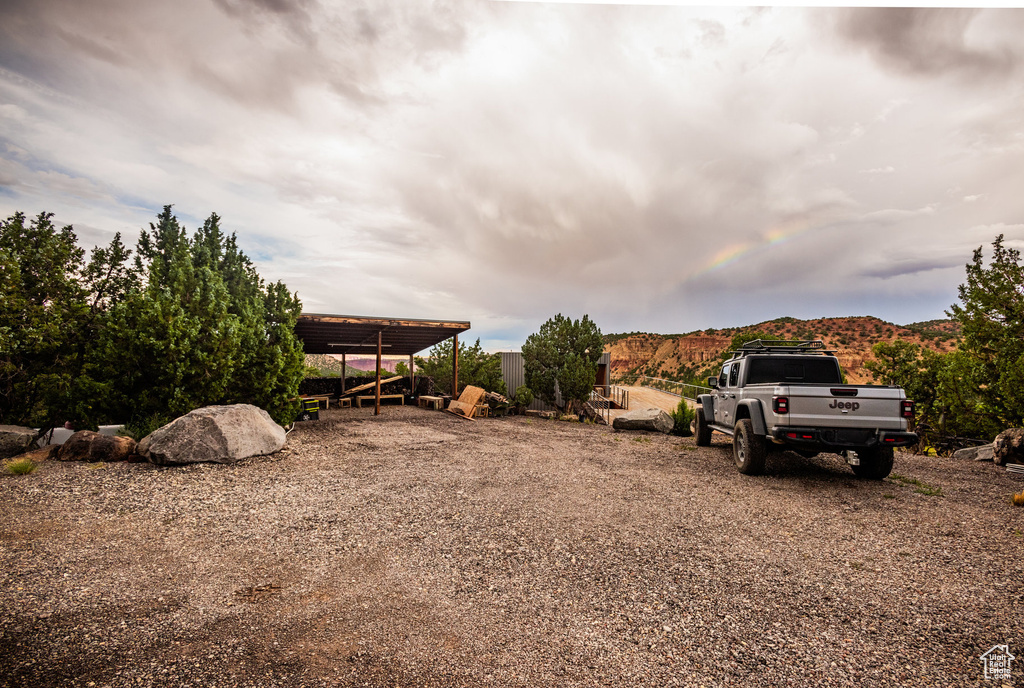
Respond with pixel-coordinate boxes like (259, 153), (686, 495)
(2, 406), (1022, 687)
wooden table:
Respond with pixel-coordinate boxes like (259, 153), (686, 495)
(355, 394), (404, 408)
(418, 395), (446, 410)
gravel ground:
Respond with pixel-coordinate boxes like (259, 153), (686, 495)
(2, 406), (1022, 687)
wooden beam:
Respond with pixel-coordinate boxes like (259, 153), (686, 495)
(452, 333), (459, 399)
(340, 375), (402, 396)
(375, 330), (382, 416)
(341, 353), (346, 394)
(408, 354), (415, 395)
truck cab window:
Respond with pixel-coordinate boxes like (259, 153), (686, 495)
(729, 363), (740, 387)
(719, 364), (730, 389)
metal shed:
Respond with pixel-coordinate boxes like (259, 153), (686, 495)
(500, 351), (611, 411)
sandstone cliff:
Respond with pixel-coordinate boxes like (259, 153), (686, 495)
(605, 316), (959, 386)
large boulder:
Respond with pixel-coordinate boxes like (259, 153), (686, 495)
(612, 408), (674, 434)
(57, 430), (136, 462)
(952, 444), (995, 462)
(993, 428), (1024, 466)
(137, 404), (286, 466)
(0, 425), (36, 459)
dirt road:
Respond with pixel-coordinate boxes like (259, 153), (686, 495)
(2, 407), (1021, 686)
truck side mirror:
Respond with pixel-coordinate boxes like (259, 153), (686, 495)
(708, 377), (718, 389)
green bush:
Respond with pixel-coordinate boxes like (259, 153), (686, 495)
(513, 385), (534, 412)
(670, 398), (694, 436)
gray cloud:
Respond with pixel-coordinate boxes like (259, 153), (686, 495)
(830, 8), (1020, 82)
(859, 256), (966, 280)
(1, 4), (1022, 346)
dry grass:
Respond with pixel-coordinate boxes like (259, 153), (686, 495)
(3, 457), (37, 475)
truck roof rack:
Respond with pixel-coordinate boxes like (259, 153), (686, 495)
(730, 339), (837, 357)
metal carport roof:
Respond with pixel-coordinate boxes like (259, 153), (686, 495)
(294, 313), (471, 357)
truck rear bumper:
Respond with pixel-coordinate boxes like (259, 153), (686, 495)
(770, 427), (918, 450)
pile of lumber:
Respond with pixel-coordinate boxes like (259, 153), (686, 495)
(483, 391), (508, 406)
(447, 386), (486, 420)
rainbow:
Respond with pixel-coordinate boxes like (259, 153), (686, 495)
(690, 215), (831, 278)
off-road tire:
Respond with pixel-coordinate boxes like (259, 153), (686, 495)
(733, 419), (766, 475)
(695, 407), (712, 446)
(851, 446), (894, 480)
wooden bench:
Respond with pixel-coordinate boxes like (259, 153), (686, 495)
(418, 395), (446, 410)
(336, 397), (351, 408)
(355, 394), (404, 408)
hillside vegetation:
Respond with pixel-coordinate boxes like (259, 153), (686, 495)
(605, 316), (960, 386)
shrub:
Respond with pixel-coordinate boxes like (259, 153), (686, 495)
(1013, 491), (1024, 507)
(670, 398), (694, 437)
(513, 386), (534, 413)
(3, 457), (37, 475)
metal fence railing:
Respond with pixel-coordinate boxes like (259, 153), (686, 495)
(587, 389), (613, 425)
(594, 385), (630, 410)
(614, 375), (711, 402)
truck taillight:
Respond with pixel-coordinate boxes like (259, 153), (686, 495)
(773, 396), (789, 414)
(901, 400), (915, 419)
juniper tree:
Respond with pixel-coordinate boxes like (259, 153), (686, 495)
(942, 234), (1024, 436)
(521, 313), (603, 413)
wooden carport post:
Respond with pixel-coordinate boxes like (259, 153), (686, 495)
(408, 354), (415, 396)
(375, 330), (382, 416)
(452, 334), (459, 399)
(341, 353), (346, 394)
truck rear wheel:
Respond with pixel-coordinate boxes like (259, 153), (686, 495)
(733, 419), (766, 475)
(695, 407), (712, 446)
(851, 446), (894, 480)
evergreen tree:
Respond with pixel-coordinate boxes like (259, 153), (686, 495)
(415, 338), (502, 394)
(0, 212), (87, 426)
(942, 234), (1024, 436)
(521, 314), (603, 412)
(99, 206), (304, 426)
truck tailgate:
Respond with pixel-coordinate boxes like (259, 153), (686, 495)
(780, 386), (906, 430)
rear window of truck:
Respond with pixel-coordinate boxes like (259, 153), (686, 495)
(746, 357), (842, 385)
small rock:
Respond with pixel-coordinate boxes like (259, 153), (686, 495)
(993, 428), (1024, 466)
(9, 445), (60, 463)
(952, 444), (994, 462)
(0, 425), (36, 459)
(58, 431), (136, 462)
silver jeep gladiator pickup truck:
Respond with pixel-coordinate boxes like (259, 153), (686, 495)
(695, 340), (917, 479)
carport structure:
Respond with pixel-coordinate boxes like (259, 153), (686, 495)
(294, 313), (471, 415)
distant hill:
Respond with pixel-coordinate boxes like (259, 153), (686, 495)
(304, 354), (401, 375)
(604, 316), (960, 385)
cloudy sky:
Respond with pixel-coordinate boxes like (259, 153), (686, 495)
(1, 1), (1022, 350)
